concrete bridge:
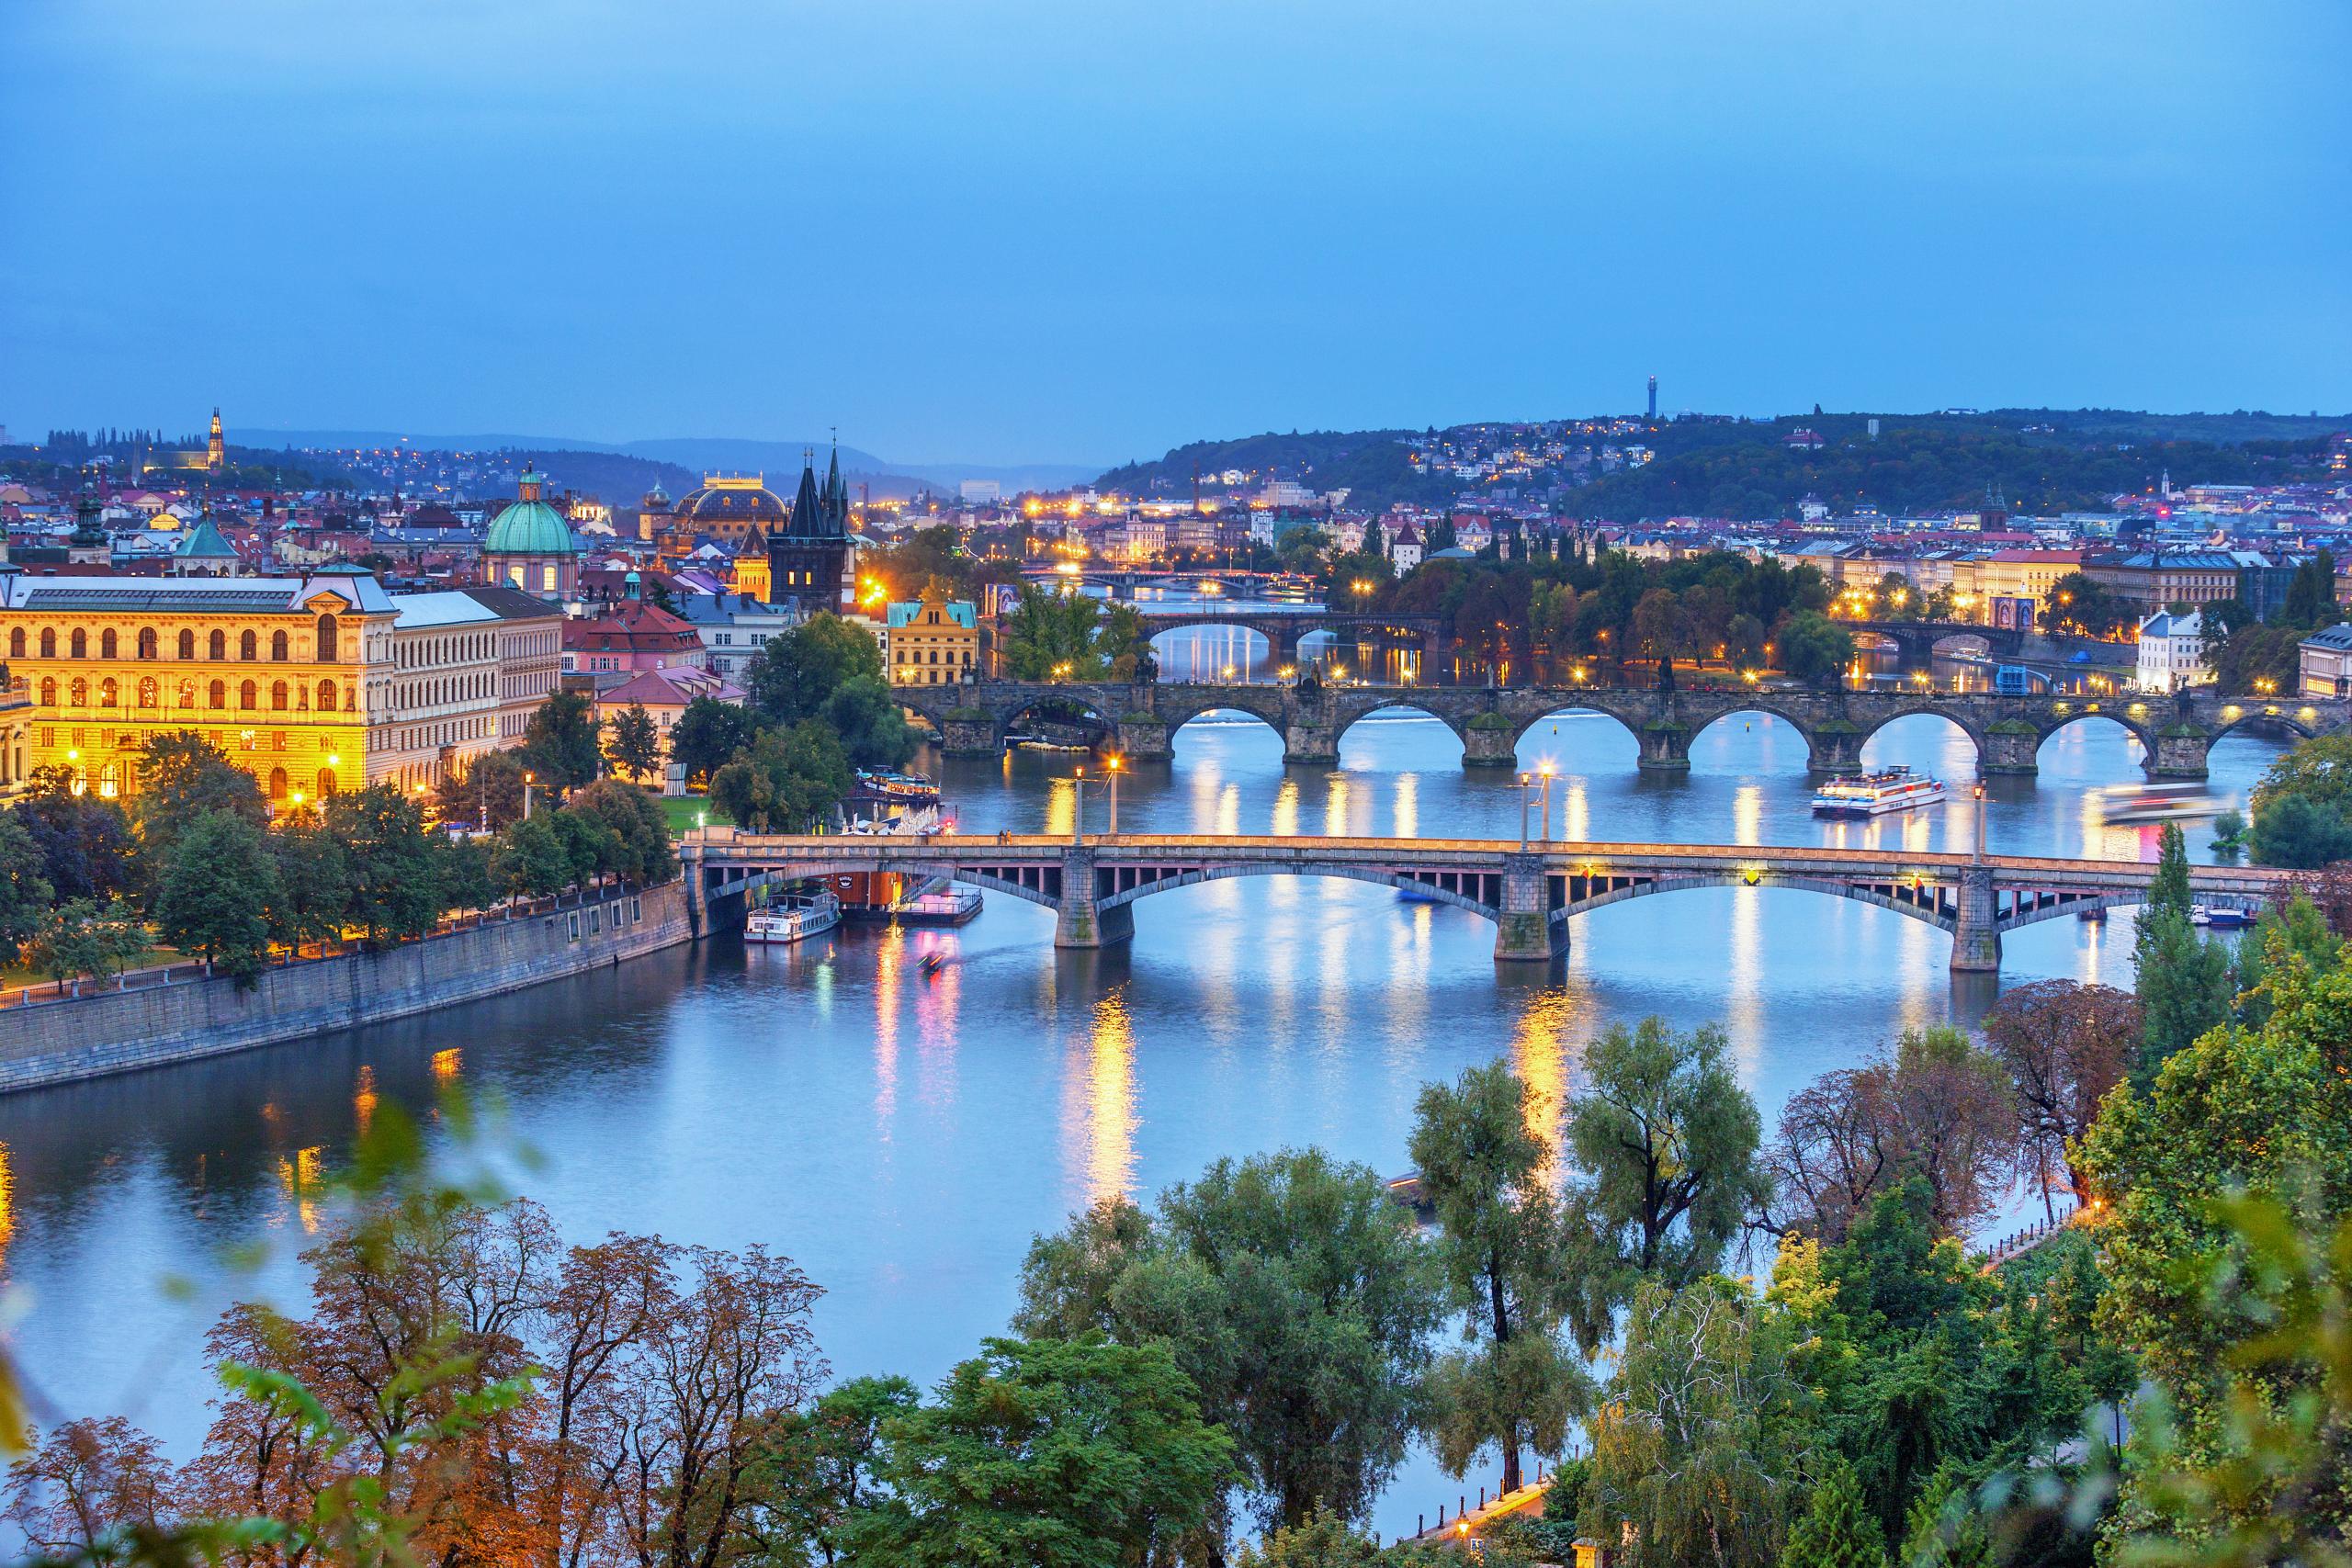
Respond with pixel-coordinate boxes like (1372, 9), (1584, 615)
(1133, 606), (1445, 658)
(895, 681), (2346, 779)
(679, 830), (2288, 972)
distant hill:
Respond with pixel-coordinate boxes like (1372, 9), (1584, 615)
(1098, 429), (1456, 510)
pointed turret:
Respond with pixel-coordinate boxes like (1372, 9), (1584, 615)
(790, 454), (826, 537)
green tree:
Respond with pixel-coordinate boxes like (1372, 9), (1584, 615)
(996, 587), (1153, 682)
(2132, 823), (2233, 1080)
(560, 779), (675, 886)
(27, 896), (149, 987)
(605, 702), (663, 783)
(521, 688), (604, 792)
(0, 811), (55, 963)
(1232, 1506), (1386, 1567)
(1898, 1467), (1990, 1568)
(1777, 611), (1855, 690)
(843, 1335), (1232, 1568)
(267, 807), (351, 948)
(824, 675), (917, 770)
(2248, 791), (2352, 868)
(490, 813), (571, 898)
(709, 723), (853, 832)
(12, 773), (134, 905)
(432, 750), (528, 833)
(151, 808), (282, 983)
(131, 730), (266, 874)
(1408, 1062), (1589, 1495)
(1015, 1148), (1442, 1534)
(1783, 1462), (1886, 1568)
(746, 614), (886, 726)
(322, 784), (446, 947)
(1564, 1018), (1764, 1338)
(668, 697), (757, 789)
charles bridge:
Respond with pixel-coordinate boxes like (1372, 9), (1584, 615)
(1130, 605), (1445, 659)
(892, 679), (2346, 779)
(681, 831), (2288, 973)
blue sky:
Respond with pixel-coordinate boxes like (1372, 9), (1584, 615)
(4, 0), (2347, 466)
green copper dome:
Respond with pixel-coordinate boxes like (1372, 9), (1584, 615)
(484, 469), (580, 556)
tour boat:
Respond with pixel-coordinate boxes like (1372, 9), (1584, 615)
(2190, 904), (2256, 931)
(1809, 765), (1950, 818)
(894, 885), (984, 926)
(744, 889), (842, 945)
(2099, 784), (2222, 824)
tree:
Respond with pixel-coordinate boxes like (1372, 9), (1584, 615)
(995, 587), (1153, 682)
(267, 806), (352, 948)
(1582, 1277), (1806, 1568)
(2133, 822), (2233, 1079)
(605, 702), (663, 783)
(1232, 1506), (1386, 1568)
(709, 723), (853, 832)
(26, 896), (148, 987)
(0, 810), (55, 963)
(2250, 730), (2352, 818)
(1777, 611), (1854, 690)
(1564, 1018), (1763, 1337)
(1, 1417), (182, 1562)
(1015, 1148), (1442, 1534)
(2040, 571), (2132, 638)
(1899, 1466), (1990, 1568)
(1781, 1463), (1886, 1568)
(669, 697), (757, 790)
(432, 750), (528, 833)
(1976, 979), (2137, 1207)
(823, 674), (916, 771)
(843, 1335), (1233, 1568)
(522, 688), (604, 793)
(2249, 790), (2352, 868)
(746, 615), (886, 726)
(490, 812), (571, 898)
(561, 779), (675, 886)
(151, 808), (283, 983)
(131, 730), (266, 874)
(1408, 1062), (1589, 1495)
(322, 784), (445, 947)
(12, 773), (134, 905)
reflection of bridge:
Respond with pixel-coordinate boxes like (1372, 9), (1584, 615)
(1134, 607), (1443, 658)
(681, 831), (2287, 972)
(895, 680), (2346, 778)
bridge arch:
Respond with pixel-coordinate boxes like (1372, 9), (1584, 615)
(2033, 710), (2157, 767)
(1333, 697), (1472, 746)
(1858, 707), (1989, 768)
(1550, 872), (1959, 932)
(1506, 704), (1645, 754)
(1155, 691), (1291, 742)
(2208, 706), (2319, 745)
(1097, 862), (1499, 917)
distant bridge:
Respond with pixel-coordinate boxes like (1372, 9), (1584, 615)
(895, 680), (2341, 778)
(1132, 606), (1444, 656)
(681, 831), (2288, 972)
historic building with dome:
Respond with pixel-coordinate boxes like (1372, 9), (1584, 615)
(667, 474), (789, 546)
(481, 468), (582, 599)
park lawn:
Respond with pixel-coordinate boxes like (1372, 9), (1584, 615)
(662, 794), (729, 834)
(0, 943), (187, 990)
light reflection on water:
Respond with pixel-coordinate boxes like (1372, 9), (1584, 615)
(0, 670), (2291, 1541)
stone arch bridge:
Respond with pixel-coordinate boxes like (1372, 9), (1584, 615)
(1131, 607), (1444, 660)
(680, 830), (2287, 973)
(893, 681), (2347, 779)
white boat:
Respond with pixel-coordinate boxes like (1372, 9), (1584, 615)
(1810, 765), (1950, 818)
(2190, 904), (2256, 931)
(745, 889), (842, 944)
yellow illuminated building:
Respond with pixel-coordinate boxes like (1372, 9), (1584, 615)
(883, 587), (978, 685)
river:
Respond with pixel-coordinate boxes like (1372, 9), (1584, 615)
(0, 615), (2284, 1542)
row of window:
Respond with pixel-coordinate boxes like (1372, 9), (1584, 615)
(7, 615), (342, 663)
(36, 675), (346, 713)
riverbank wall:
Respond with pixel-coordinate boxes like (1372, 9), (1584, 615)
(0, 881), (694, 1093)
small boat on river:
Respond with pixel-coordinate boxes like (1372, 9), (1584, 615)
(1811, 765), (1949, 818)
(745, 889), (842, 945)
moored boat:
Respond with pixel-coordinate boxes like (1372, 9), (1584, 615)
(1810, 765), (1949, 818)
(745, 889), (843, 945)
(894, 885), (984, 926)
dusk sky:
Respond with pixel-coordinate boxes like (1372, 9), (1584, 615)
(5, 0), (2347, 467)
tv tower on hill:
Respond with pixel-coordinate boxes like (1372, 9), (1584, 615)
(1646, 375), (1657, 421)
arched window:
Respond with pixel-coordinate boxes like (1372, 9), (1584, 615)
(267, 767), (288, 801)
(208, 679), (226, 710)
(316, 615), (339, 661)
(137, 677), (158, 709)
(177, 629), (195, 660)
(175, 678), (195, 709)
(68, 677), (86, 706)
(6, 629), (21, 659)
(38, 678), (54, 706)
(271, 680), (288, 712)
(99, 629), (117, 660)
(69, 629), (85, 660)
(98, 677), (117, 708)
(209, 630), (226, 660)
(136, 627), (157, 660)
(317, 680), (338, 712)
(270, 630), (288, 661)
(239, 630), (257, 661)
(38, 629), (54, 659)
(316, 768), (338, 798)
(239, 679), (257, 711)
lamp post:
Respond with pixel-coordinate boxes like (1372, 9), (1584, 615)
(1105, 753), (1122, 835)
(1538, 762), (1556, 841)
(1973, 781), (1986, 862)
(1070, 765), (1086, 845)
(524, 770), (536, 821)
(1517, 773), (1532, 850)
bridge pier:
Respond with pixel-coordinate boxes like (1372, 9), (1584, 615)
(1494, 853), (1566, 963)
(942, 709), (1001, 756)
(1951, 865), (2001, 972)
(2149, 726), (2211, 780)
(1463, 714), (1517, 768)
(1054, 847), (1135, 949)
(1636, 719), (1690, 773)
(1805, 721), (1866, 775)
(1284, 720), (1340, 765)
(1981, 722), (2039, 776)
(1116, 714), (1171, 762)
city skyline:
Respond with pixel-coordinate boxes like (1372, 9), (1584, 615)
(5, 0), (2350, 466)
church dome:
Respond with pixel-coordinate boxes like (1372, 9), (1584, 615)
(672, 474), (789, 529)
(484, 468), (580, 556)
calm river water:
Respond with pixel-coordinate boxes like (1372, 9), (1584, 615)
(0, 621), (2284, 1539)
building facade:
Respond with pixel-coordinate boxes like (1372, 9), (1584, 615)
(2132, 609), (2209, 694)
(884, 590), (979, 684)
(378, 586), (564, 793)
(2300, 624), (2352, 699)
(481, 469), (582, 600)
(768, 449), (856, 613)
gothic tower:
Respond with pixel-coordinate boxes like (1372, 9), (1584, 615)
(206, 408), (225, 473)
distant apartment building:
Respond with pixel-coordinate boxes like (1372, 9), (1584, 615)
(2083, 551), (2240, 614)
(959, 479), (1002, 504)
(2301, 625), (2352, 697)
(2133, 610), (2210, 694)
